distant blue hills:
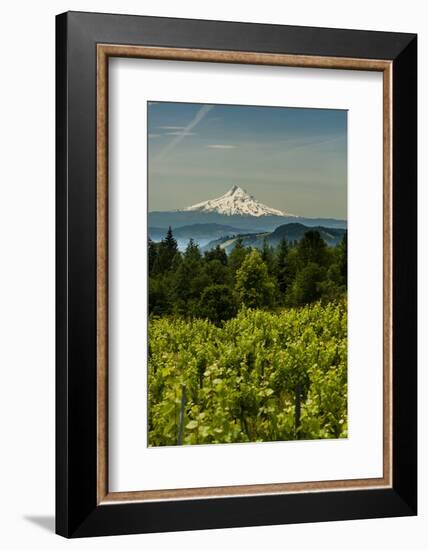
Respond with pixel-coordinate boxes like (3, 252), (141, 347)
(148, 212), (347, 252)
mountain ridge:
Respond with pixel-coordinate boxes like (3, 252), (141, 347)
(148, 210), (347, 232)
(203, 222), (346, 253)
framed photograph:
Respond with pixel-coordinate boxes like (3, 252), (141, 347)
(56, 11), (417, 538)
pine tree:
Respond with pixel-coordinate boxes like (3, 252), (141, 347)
(173, 239), (207, 316)
(290, 262), (324, 305)
(203, 259), (231, 286)
(338, 233), (347, 285)
(183, 238), (201, 263)
(296, 230), (327, 267)
(204, 245), (228, 266)
(198, 284), (237, 325)
(261, 239), (276, 276)
(148, 238), (158, 272)
(276, 238), (291, 294)
(164, 226), (177, 250)
(229, 238), (249, 275)
(153, 226), (178, 273)
(148, 276), (171, 315)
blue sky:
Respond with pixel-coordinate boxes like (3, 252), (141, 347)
(148, 101), (347, 219)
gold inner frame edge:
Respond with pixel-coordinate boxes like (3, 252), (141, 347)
(96, 44), (393, 505)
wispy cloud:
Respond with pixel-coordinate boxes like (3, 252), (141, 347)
(207, 144), (236, 149)
(166, 131), (197, 136)
(153, 105), (214, 162)
(148, 133), (161, 138)
(158, 125), (186, 130)
(279, 134), (344, 154)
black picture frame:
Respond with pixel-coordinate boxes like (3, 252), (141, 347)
(56, 11), (417, 538)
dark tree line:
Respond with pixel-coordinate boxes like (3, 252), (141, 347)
(149, 227), (347, 324)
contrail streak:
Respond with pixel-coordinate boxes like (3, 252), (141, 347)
(153, 104), (214, 163)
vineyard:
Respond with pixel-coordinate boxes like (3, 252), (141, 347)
(148, 300), (347, 446)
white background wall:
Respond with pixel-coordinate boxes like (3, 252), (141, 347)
(0, 1), (424, 548)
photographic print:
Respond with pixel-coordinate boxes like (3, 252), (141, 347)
(147, 101), (348, 447)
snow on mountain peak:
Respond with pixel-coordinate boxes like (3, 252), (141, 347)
(182, 186), (295, 217)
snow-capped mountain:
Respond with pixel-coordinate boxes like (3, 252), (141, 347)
(181, 185), (295, 217)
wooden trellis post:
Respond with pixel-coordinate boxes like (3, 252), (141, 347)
(177, 385), (187, 445)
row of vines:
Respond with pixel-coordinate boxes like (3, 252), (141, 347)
(148, 300), (347, 446)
